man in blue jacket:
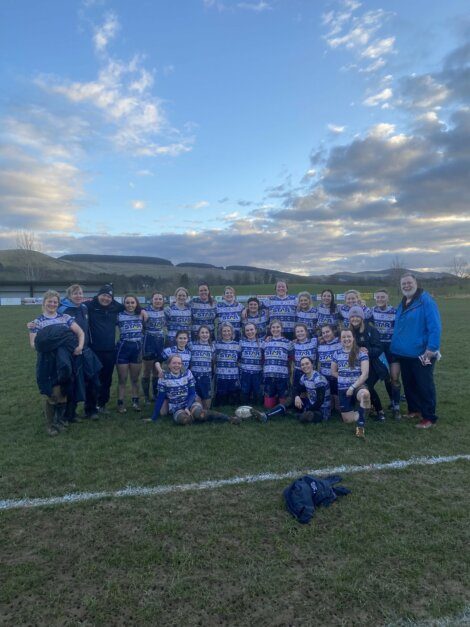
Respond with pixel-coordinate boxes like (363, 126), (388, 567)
(86, 284), (124, 414)
(391, 273), (441, 429)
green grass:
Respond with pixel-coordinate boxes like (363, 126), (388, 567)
(1, 300), (469, 625)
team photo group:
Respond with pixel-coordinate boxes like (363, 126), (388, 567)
(28, 275), (442, 439)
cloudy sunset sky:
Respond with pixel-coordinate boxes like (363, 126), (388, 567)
(1, 0), (469, 274)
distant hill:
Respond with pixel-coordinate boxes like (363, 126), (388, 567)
(60, 254), (173, 266)
(176, 262), (223, 269)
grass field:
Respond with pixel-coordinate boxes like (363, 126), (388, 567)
(1, 299), (469, 626)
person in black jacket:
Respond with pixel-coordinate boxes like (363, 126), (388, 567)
(59, 284), (101, 421)
(348, 306), (391, 421)
(85, 284), (124, 414)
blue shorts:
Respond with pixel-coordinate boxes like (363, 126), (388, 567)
(116, 340), (142, 365)
(142, 334), (164, 361)
(240, 371), (263, 397)
(338, 387), (367, 412)
(216, 377), (240, 395)
(264, 376), (289, 399)
(193, 373), (212, 400)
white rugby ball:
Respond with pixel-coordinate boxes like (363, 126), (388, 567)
(235, 405), (253, 419)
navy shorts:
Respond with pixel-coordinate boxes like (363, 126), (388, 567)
(338, 387), (367, 412)
(193, 373), (212, 400)
(293, 369), (302, 389)
(240, 371), (263, 397)
(142, 334), (164, 361)
(264, 376), (289, 399)
(116, 340), (142, 365)
(216, 377), (240, 395)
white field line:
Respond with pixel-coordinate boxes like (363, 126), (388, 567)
(1, 454), (469, 512)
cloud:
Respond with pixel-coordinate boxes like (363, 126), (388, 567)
(204, 0), (272, 12)
(363, 87), (393, 106)
(323, 2), (395, 77)
(327, 123), (346, 134)
(181, 200), (210, 210)
(132, 200), (146, 210)
(36, 16), (192, 158)
(93, 12), (120, 53)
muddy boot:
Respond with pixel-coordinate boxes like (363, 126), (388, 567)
(45, 400), (60, 437)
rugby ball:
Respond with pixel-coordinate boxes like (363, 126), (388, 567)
(235, 405), (253, 419)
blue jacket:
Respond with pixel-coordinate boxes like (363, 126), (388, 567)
(284, 475), (351, 524)
(85, 296), (124, 351)
(391, 290), (441, 358)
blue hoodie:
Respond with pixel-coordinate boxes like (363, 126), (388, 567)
(391, 290), (441, 358)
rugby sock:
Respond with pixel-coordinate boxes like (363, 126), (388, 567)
(265, 404), (287, 420)
(391, 383), (401, 410)
(357, 406), (366, 427)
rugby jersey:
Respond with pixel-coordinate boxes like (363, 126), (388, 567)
(214, 340), (241, 380)
(318, 338), (342, 377)
(372, 305), (397, 343)
(144, 306), (165, 337)
(293, 337), (318, 370)
(117, 311), (144, 342)
(30, 313), (74, 333)
(216, 301), (244, 334)
(332, 348), (369, 390)
(262, 295), (297, 334)
(296, 307), (319, 335)
(243, 311), (268, 339)
(317, 304), (340, 329)
(153, 370), (196, 417)
(189, 342), (215, 375)
(263, 337), (293, 378)
(239, 338), (264, 373)
(164, 304), (192, 341)
(299, 371), (328, 406)
(190, 298), (217, 334)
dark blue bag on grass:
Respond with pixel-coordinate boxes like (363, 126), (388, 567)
(284, 475), (351, 524)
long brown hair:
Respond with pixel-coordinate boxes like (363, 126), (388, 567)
(341, 329), (360, 369)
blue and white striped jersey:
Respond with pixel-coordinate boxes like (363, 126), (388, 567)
(263, 337), (293, 378)
(293, 337), (318, 370)
(243, 311), (268, 339)
(317, 304), (340, 329)
(190, 298), (217, 334)
(296, 307), (319, 335)
(372, 305), (397, 343)
(144, 306), (165, 337)
(157, 370), (196, 414)
(164, 304), (192, 340)
(299, 371), (328, 405)
(30, 313), (74, 333)
(189, 342), (215, 375)
(239, 338), (264, 373)
(216, 301), (244, 334)
(117, 311), (144, 342)
(262, 295), (297, 333)
(214, 340), (241, 379)
(318, 338), (342, 377)
(332, 348), (369, 390)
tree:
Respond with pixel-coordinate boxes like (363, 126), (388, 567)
(15, 230), (44, 281)
(389, 254), (406, 290)
(449, 256), (469, 279)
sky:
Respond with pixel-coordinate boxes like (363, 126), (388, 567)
(0, 0), (469, 275)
